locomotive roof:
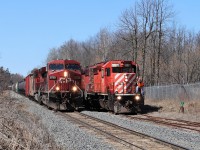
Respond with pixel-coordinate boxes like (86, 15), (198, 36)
(48, 59), (80, 65)
(87, 60), (137, 68)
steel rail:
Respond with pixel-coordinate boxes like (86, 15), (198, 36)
(143, 114), (200, 127)
(126, 114), (200, 133)
(58, 112), (187, 150)
(58, 112), (144, 150)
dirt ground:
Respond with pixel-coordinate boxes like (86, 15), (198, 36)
(145, 99), (200, 122)
(0, 91), (60, 150)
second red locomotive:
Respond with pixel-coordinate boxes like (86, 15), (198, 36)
(81, 60), (144, 114)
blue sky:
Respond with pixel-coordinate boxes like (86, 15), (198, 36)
(0, 0), (200, 76)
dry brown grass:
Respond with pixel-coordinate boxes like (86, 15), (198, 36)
(0, 91), (61, 150)
(145, 99), (200, 122)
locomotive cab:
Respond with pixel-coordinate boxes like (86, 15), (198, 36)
(47, 59), (82, 92)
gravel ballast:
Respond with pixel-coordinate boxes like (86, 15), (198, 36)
(82, 111), (200, 150)
(11, 92), (200, 150)
(11, 92), (116, 150)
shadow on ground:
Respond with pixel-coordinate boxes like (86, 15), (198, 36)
(79, 105), (162, 114)
(141, 105), (162, 114)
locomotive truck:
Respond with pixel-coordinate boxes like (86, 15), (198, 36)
(81, 60), (144, 114)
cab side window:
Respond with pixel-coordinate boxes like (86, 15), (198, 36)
(105, 68), (110, 76)
(93, 68), (98, 75)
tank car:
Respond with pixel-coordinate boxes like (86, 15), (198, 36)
(81, 60), (144, 114)
(25, 59), (83, 111)
(12, 81), (25, 94)
(17, 80), (26, 94)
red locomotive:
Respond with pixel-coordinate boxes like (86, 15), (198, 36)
(81, 60), (144, 114)
(13, 59), (144, 114)
(22, 59), (83, 111)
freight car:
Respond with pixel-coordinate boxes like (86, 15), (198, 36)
(12, 80), (25, 94)
(14, 59), (83, 111)
(81, 60), (144, 114)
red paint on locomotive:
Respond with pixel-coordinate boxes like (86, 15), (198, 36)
(82, 60), (144, 114)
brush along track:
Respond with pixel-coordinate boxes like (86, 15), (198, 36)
(125, 114), (200, 133)
(58, 112), (186, 150)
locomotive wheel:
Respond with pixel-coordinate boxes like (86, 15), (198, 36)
(108, 92), (114, 111)
(114, 102), (120, 115)
(83, 100), (90, 110)
(84, 90), (91, 110)
(84, 90), (88, 100)
(38, 95), (43, 105)
(46, 98), (51, 109)
(47, 103), (51, 110)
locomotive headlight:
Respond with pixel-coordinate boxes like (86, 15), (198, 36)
(124, 75), (128, 82)
(55, 86), (60, 91)
(117, 96), (122, 100)
(135, 95), (140, 101)
(72, 86), (77, 92)
(64, 71), (68, 78)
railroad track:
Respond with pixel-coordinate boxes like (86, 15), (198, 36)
(125, 114), (200, 133)
(58, 112), (186, 150)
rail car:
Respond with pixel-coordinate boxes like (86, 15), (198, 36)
(14, 59), (83, 111)
(12, 80), (25, 94)
(81, 60), (144, 114)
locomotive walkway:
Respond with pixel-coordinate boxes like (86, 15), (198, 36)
(58, 112), (187, 150)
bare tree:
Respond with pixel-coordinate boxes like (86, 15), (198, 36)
(81, 38), (97, 67)
(10, 73), (24, 84)
(59, 39), (82, 61)
(154, 0), (174, 84)
(0, 67), (11, 92)
(118, 5), (140, 62)
(46, 48), (59, 63)
(138, 0), (156, 79)
(95, 28), (113, 62)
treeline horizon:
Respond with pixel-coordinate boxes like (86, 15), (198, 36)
(46, 0), (200, 86)
(0, 66), (24, 92)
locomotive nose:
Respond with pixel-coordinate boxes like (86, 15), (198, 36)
(114, 73), (136, 94)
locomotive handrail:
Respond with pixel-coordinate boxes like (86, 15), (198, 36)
(115, 93), (138, 96)
(74, 82), (83, 97)
(48, 82), (59, 93)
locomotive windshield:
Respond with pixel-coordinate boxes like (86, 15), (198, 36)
(112, 66), (136, 73)
(49, 64), (64, 70)
(65, 64), (81, 71)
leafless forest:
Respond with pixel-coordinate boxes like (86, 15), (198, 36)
(0, 67), (23, 93)
(46, 0), (200, 86)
